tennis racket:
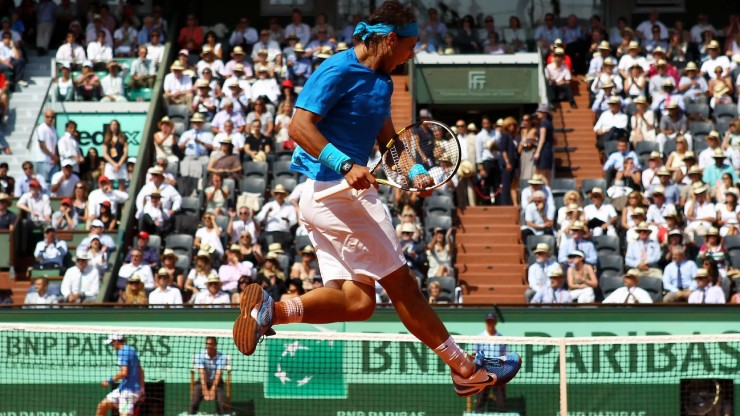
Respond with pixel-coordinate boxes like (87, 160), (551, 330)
(314, 120), (461, 201)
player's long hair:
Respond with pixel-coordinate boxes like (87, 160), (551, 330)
(353, 0), (416, 48)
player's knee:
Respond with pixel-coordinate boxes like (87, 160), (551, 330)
(347, 297), (375, 321)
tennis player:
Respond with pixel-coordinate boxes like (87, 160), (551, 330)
(97, 334), (144, 416)
(234, 0), (521, 396)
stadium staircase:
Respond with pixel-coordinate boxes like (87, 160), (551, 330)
(553, 81), (604, 183)
(456, 206), (526, 304)
(0, 51), (54, 180)
(390, 75), (412, 128)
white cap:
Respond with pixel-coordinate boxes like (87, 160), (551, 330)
(61, 159), (74, 168)
(91, 219), (105, 228)
(419, 109), (433, 119)
(105, 333), (125, 344)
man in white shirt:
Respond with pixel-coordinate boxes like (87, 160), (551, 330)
(146, 30), (165, 67)
(193, 275), (231, 307)
(178, 113), (214, 178)
(149, 269), (183, 307)
(602, 269), (653, 304)
(688, 268), (726, 304)
(86, 30), (113, 69)
(117, 248), (155, 292)
(700, 40), (731, 79)
(545, 48), (576, 109)
(625, 222), (662, 278)
(61, 252), (100, 303)
(684, 184), (716, 239)
(250, 69), (280, 104)
(87, 175), (129, 218)
(584, 187), (618, 237)
(526, 243), (560, 302)
(24, 277), (60, 307)
(255, 184), (297, 233)
(57, 120), (83, 173)
(49, 159), (79, 197)
(251, 29), (282, 62)
(690, 15), (719, 44)
(77, 219), (116, 252)
(100, 61), (127, 102)
(678, 62), (708, 102)
(163, 60), (193, 107)
(33, 109), (59, 182)
(284, 9), (311, 46)
(17, 180), (51, 224)
(617, 41), (649, 79)
(0, 31), (25, 86)
(129, 45), (157, 89)
(34, 227), (67, 266)
(227, 207), (258, 244)
(85, 14), (112, 47)
(530, 268), (572, 303)
(635, 10), (668, 41)
(594, 96), (628, 150)
(229, 16), (259, 49)
(641, 151), (663, 190)
(135, 166), (182, 219)
(55, 31), (86, 68)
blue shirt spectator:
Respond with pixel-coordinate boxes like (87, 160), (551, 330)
(662, 256), (698, 293)
(625, 236), (661, 268)
(603, 150), (641, 171)
(195, 349), (227, 383)
(558, 222), (597, 265)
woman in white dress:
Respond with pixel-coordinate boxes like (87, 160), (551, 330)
(153, 116), (179, 164)
(185, 250), (219, 300)
(716, 188), (740, 236)
(194, 212), (225, 257)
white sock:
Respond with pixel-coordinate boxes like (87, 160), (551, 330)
(433, 336), (472, 376)
(274, 297), (304, 325)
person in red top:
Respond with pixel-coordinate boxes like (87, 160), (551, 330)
(545, 39), (573, 72)
(646, 47), (679, 83)
(178, 14), (204, 52)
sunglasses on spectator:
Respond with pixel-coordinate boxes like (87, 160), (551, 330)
(240, 211), (249, 215)
(456, 124), (465, 127)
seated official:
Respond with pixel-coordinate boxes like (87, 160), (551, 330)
(687, 268), (726, 304)
(189, 337), (228, 414)
(602, 269), (654, 304)
(530, 268), (572, 304)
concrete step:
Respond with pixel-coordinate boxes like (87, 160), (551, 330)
(462, 294), (525, 304)
(456, 252), (523, 265)
(456, 233), (519, 244)
(457, 263), (525, 275)
(466, 284), (526, 297)
(458, 243), (523, 254)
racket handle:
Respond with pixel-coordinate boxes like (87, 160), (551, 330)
(314, 180), (352, 201)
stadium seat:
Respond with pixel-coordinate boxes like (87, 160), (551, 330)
(180, 196), (202, 216)
(525, 234), (556, 255)
(593, 235), (620, 256)
(165, 234), (194, 257)
(623, 101), (637, 117)
(692, 138), (709, 154)
(597, 255), (624, 276)
(686, 104), (710, 120)
(215, 215), (229, 235)
(635, 141), (659, 158)
(550, 178), (577, 192)
(423, 195), (454, 212)
(719, 276), (731, 301)
(424, 215), (453, 240)
(175, 254), (191, 270)
(638, 276), (664, 303)
(240, 177), (267, 195)
(689, 120), (713, 136)
(604, 141), (618, 156)
(294, 235), (312, 255)
(716, 118), (733, 136)
(427, 276), (458, 303)
(713, 104), (737, 120)
(272, 160), (295, 178)
(432, 188), (454, 198)
(599, 270), (623, 298)
(662, 139), (676, 159)
(262, 231), (294, 254)
(554, 195), (565, 213)
(126, 88), (153, 101)
(242, 161), (269, 179)
(581, 178), (607, 195)
(519, 180), (530, 190)
(134, 235), (161, 253)
(273, 176), (297, 193)
(724, 236), (740, 252)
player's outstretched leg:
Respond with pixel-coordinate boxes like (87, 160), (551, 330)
(379, 265), (522, 397)
(233, 279), (376, 355)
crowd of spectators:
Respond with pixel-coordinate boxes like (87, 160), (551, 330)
(520, 10), (740, 305)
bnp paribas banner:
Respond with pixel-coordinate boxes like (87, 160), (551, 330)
(2, 330), (740, 415)
(53, 113), (147, 159)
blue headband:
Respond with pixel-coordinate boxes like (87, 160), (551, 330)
(353, 21), (419, 41)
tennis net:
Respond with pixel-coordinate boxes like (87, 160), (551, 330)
(1, 324), (739, 415)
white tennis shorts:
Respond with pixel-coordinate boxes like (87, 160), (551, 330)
(106, 388), (140, 414)
(299, 179), (406, 286)
(104, 162), (129, 181)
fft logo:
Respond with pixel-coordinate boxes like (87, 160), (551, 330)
(468, 71), (486, 90)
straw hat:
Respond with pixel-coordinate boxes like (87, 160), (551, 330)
(158, 116), (173, 127)
(693, 184), (708, 194)
(548, 268), (564, 278)
(571, 220), (586, 231)
(400, 223), (416, 234)
(591, 187), (604, 196)
(607, 96), (621, 105)
(666, 100), (679, 109)
(553, 38), (564, 46)
(106, 60), (121, 70)
(231, 46), (245, 55)
(707, 40), (720, 50)
(161, 248), (177, 260)
(627, 41), (640, 50)
(533, 243), (550, 254)
(568, 250), (585, 259)
(157, 267), (169, 276)
(458, 160), (474, 178)
(206, 275), (221, 284)
(684, 61), (698, 72)
(663, 77), (675, 87)
(196, 78), (211, 89)
(170, 60), (185, 71)
(300, 245), (316, 255)
(684, 150), (696, 160)
(712, 148), (726, 158)
(707, 130), (721, 140)
(196, 250), (212, 261)
(624, 269), (640, 280)
(336, 42), (349, 51)
(528, 174), (545, 185)
(566, 203), (581, 213)
(603, 57), (616, 66)
(554, 47), (565, 55)
(631, 207), (646, 216)
(129, 274), (143, 284)
(267, 242), (284, 254)
(597, 40), (610, 50)
(649, 151), (662, 159)
(652, 186), (665, 195)
(293, 43), (305, 53)
(467, 122), (477, 131)
(656, 166), (671, 176)
(694, 268), (709, 279)
(190, 113), (206, 123)
(706, 227), (720, 236)
(602, 80), (616, 89)
(272, 184), (288, 194)
(633, 95), (647, 104)
(635, 221), (651, 232)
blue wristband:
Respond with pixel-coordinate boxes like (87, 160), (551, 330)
(318, 143), (350, 175)
(408, 164), (429, 181)
(108, 378), (115, 384)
